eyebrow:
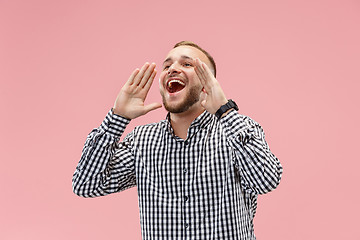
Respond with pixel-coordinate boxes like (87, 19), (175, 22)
(163, 55), (194, 65)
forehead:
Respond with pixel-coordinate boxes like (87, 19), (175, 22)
(164, 46), (211, 66)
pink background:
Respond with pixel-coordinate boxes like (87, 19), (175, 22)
(1, 0), (359, 239)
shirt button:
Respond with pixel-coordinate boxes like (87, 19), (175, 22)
(185, 223), (189, 229)
(184, 196), (189, 202)
(183, 168), (188, 173)
(184, 141), (189, 145)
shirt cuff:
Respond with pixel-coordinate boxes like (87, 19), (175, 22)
(99, 109), (131, 137)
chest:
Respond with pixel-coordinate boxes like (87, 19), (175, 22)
(133, 127), (235, 200)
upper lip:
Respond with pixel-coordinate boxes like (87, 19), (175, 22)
(166, 77), (186, 86)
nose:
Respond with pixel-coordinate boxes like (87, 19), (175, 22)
(167, 62), (181, 75)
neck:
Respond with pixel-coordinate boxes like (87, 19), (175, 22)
(169, 106), (205, 140)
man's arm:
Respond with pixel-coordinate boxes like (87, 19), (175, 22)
(220, 110), (283, 194)
(194, 58), (282, 195)
(72, 62), (161, 197)
(72, 111), (136, 197)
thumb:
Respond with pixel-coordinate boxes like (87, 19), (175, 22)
(200, 91), (207, 108)
(143, 102), (162, 114)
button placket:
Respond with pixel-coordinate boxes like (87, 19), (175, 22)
(182, 139), (190, 233)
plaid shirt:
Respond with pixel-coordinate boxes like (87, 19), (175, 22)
(72, 109), (282, 239)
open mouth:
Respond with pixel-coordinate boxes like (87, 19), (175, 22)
(166, 79), (185, 93)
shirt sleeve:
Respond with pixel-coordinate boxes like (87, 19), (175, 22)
(220, 110), (283, 195)
(72, 109), (136, 198)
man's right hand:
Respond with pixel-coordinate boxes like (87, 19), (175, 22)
(113, 62), (162, 119)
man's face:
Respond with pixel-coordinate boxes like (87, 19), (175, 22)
(159, 46), (213, 113)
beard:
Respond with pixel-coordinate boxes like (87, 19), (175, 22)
(161, 85), (202, 113)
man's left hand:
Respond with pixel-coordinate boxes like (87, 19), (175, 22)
(194, 58), (228, 114)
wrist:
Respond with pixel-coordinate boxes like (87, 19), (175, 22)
(111, 108), (131, 120)
(215, 99), (239, 119)
(220, 109), (233, 118)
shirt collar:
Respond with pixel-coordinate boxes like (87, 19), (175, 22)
(165, 110), (214, 135)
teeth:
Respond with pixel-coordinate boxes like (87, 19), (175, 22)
(168, 79), (185, 87)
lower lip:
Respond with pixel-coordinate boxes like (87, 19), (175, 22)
(166, 87), (185, 96)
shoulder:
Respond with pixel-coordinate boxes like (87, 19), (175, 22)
(133, 120), (167, 136)
(128, 120), (168, 147)
(220, 110), (261, 129)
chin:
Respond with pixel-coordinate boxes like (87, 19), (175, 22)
(161, 83), (202, 113)
(163, 98), (202, 114)
(163, 101), (189, 113)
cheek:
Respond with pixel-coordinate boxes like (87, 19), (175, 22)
(159, 71), (167, 82)
(158, 71), (167, 89)
(186, 71), (201, 86)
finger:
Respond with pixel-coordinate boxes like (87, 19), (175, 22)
(200, 92), (208, 108)
(142, 70), (157, 99)
(195, 58), (206, 73)
(198, 60), (214, 84)
(143, 69), (157, 92)
(195, 59), (210, 91)
(202, 62), (217, 86)
(139, 63), (156, 88)
(195, 67), (206, 89)
(201, 61), (213, 76)
(125, 68), (140, 86)
(196, 59), (218, 94)
(200, 90), (207, 102)
(143, 102), (162, 114)
(197, 58), (214, 81)
(195, 59), (208, 82)
(195, 68), (209, 93)
(133, 62), (150, 86)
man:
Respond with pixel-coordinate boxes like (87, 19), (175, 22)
(72, 41), (283, 239)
